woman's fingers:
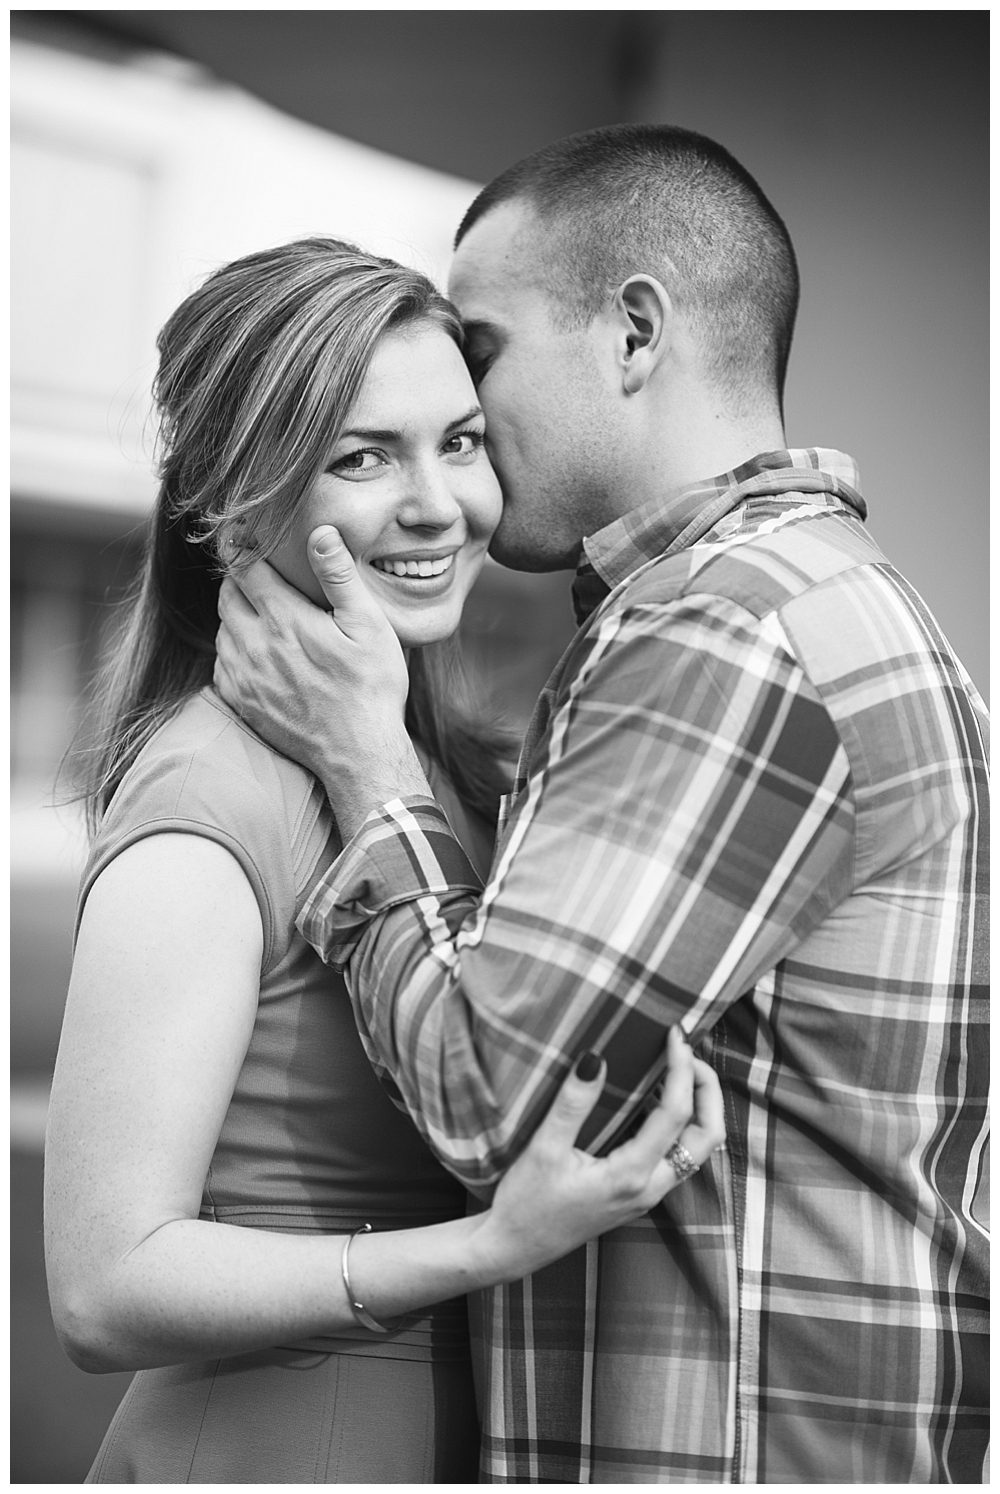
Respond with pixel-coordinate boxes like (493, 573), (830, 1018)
(504, 1028), (725, 1251)
(529, 1051), (608, 1152)
(600, 1030), (727, 1213)
(605, 1028), (694, 1179)
(482, 1032), (726, 1276)
(658, 1025), (695, 1129)
(636, 1053), (727, 1210)
(687, 1056), (727, 1154)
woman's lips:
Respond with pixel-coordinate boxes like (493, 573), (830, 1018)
(370, 552), (456, 579)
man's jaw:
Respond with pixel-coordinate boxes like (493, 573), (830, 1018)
(488, 522), (583, 574)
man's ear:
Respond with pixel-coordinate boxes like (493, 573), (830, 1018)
(612, 276), (673, 395)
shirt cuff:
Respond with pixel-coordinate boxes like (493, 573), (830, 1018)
(296, 795), (483, 969)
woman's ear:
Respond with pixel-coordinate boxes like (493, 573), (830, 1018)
(215, 513), (260, 574)
(614, 276), (673, 395)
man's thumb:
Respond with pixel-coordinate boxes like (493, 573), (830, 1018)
(308, 526), (372, 620)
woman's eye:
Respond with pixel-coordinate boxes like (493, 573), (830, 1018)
(442, 430), (485, 461)
(328, 448), (386, 477)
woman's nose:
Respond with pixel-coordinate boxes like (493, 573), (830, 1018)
(397, 462), (463, 529)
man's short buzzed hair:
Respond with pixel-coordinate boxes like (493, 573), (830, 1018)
(456, 124), (800, 416)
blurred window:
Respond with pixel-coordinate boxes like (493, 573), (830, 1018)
(11, 517), (145, 793)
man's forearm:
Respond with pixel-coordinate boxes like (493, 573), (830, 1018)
(296, 605), (857, 1189)
(317, 728), (432, 843)
(298, 798), (567, 1187)
(299, 800), (687, 1189)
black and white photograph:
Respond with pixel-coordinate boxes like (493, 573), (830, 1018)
(11, 8), (988, 1485)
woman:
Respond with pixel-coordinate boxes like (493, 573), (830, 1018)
(44, 239), (724, 1484)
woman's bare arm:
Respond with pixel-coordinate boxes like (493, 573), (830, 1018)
(45, 833), (724, 1374)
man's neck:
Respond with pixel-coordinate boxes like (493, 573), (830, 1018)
(615, 404), (787, 520)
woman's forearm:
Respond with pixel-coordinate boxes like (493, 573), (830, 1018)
(56, 1209), (503, 1375)
(47, 835), (521, 1377)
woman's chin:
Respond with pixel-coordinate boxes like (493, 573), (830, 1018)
(390, 614), (462, 650)
(373, 590), (470, 651)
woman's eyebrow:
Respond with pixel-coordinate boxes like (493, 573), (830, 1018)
(338, 407), (483, 444)
(444, 406), (484, 432)
(338, 425), (402, 442)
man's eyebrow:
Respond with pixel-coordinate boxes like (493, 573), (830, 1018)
(460, 319), (501, 340)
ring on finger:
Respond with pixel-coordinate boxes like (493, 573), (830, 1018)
(666, 1139), (700, 1183)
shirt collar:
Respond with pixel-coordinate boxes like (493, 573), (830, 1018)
(573, 448), (866, 623)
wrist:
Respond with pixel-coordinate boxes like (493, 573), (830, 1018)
(340, 1212), (515, 1322)
(461, 1207), (531, 1293)
(320, 736), (432, 841)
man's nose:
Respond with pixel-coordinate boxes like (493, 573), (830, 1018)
(398, 462), (464, 529)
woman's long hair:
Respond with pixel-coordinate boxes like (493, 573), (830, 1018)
(78, 238), (513, 835)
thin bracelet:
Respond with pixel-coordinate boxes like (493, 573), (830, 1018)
(340, 1223), (403, 1335)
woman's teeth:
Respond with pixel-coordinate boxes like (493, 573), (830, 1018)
(371, 554), (455, 578)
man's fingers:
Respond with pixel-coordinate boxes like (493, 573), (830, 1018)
(217, 573), (261, 622)
(215, 578), (257, 706)
(308, 527), (385, 637)
(530, 1052), (608, 1151)
(217, 537), (385, 652)
(225, 557), (303, 621)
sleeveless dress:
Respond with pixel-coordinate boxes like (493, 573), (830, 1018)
(80, 688), (492, 1483)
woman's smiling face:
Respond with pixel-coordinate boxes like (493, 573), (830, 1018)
(269, 322), (502, 648)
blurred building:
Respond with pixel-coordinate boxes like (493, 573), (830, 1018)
(10, 10), (988, 1482)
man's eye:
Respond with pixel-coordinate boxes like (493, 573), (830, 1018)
(464, 349), (494, 385)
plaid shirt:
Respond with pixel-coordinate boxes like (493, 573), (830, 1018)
(299, 450), (989, 1483)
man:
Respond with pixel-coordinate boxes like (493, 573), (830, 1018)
(215, 126), (989, 1482)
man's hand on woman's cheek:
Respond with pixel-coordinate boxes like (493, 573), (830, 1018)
(213, 528), (430, 837)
